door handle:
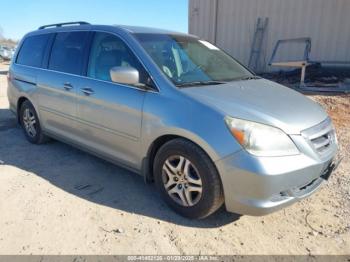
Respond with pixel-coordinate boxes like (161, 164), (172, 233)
(63, 82), (73, 90)
(81, 87), (94, 96)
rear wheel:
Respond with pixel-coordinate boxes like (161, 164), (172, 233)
(19, 100), (49, 144)
(153, 139), (224, 219)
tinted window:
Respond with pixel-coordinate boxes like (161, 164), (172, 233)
(88, 32), (149, 85)
(16, 34), (50, 67)
(49, 32), (89, 75)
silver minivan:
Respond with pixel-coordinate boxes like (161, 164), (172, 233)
(7, 22), (340, 219)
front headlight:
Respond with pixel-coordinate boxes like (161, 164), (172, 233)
(225, 117), (299, 157)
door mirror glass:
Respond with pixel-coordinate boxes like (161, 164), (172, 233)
(110, 66), (140, 85)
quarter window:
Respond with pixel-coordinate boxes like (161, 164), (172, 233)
(49, 32), (89, 75)
(16, 34), (50, 68)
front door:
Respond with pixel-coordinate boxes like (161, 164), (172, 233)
(76, 32), (150, 168)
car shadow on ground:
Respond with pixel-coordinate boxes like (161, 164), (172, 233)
(0, 108), (240, 228)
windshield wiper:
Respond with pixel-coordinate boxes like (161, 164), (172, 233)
(175, 81), (227, 87)
(230, 75), (261, 82)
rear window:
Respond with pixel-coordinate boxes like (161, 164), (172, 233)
(16, 34), (50, 67)
(48, 32), (89, 75)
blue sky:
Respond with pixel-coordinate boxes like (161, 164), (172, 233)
(1, 0), (188, 40)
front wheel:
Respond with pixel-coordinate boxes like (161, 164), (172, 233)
(153, 139), (224, 219)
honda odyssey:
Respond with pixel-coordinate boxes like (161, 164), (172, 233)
(7, 22), (340, 219)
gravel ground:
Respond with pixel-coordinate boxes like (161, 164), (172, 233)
(0, 63), (349, 255)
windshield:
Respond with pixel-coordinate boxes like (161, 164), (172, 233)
(134, 33), (254, 87)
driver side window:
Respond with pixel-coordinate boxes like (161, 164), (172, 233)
(88, 32), (149, 85)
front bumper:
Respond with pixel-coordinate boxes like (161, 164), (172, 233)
(216, 148), (340, 216)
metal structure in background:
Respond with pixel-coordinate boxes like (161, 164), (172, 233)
(269, 38), (350, 94)
(248, 18), (269, 72)
(269, 38), (312, 85)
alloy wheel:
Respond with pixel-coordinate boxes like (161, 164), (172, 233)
(22, 108), (37, 138)
(162, 155), (203, 207)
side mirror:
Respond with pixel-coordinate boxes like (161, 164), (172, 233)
(110, 66), (139, 85)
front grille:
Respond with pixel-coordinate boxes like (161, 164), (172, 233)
(310, 131), (334, 153)
(301, 118), (337, 155)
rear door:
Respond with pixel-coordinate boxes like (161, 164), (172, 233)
(37, 31), (91, 140)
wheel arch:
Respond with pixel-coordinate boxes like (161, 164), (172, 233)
(16, 96), (41, 124)
(16, 96), (29, 123)
(142, 133), (220, 183)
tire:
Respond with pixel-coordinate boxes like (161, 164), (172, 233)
(19, 100), (49, 144)
(153, 138), (224, 219)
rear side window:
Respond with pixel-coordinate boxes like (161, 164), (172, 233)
(16, 34), (50, 67)
(49, 31), (89, 75)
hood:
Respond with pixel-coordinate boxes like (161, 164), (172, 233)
(181, 79), (328, 134)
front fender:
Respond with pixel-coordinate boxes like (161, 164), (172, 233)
(141, 90), (242, 164)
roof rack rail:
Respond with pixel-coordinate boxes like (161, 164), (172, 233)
(38, 21), (90, 30)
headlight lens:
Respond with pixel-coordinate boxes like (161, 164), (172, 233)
(225, 117), (299, 157)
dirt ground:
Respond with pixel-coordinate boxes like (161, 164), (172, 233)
(0, 63), (349, 255)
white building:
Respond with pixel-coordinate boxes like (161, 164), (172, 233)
(189, 0), (350, 72)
